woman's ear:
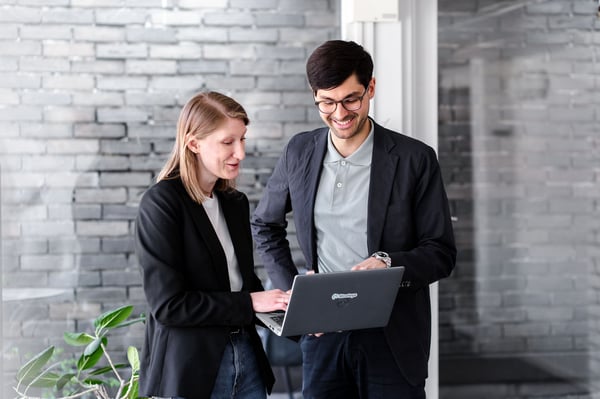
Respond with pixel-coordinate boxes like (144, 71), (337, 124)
(187, 137), (200, 154)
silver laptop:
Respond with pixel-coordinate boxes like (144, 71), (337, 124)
(256, 267), (405, 337)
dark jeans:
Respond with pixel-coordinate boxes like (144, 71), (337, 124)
(300, 329), (426, 399)
(167, 330), (266, 399)
(210, 329), (267, 399)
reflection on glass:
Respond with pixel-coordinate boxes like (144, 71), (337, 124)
(438, 0), (599, 397)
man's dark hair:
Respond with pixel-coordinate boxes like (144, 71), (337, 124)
(306, 40), (374, 92)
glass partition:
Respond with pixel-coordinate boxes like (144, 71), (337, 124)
(438, 1), (600, 397)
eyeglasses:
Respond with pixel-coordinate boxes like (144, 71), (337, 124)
(314, 88), (368, 114)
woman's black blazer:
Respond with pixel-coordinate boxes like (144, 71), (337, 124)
(135, 177), (275, 398)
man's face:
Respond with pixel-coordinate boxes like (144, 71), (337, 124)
(314, 74), (375, 142)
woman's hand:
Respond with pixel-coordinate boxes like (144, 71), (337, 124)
(250, 289), (291, 313)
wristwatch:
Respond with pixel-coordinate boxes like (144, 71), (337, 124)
(371, 251), (391, 268)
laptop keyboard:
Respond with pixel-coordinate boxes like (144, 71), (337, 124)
(271, 313), (285, 325)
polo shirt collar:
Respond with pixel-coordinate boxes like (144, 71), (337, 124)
(324, 121), (374, 166)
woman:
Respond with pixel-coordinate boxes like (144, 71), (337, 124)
(135, 91), (290, 398)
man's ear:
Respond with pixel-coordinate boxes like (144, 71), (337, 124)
(368, 77), (376, 99)
(187, 137), (200, 154)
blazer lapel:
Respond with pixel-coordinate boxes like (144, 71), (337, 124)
(301, 129), (328, 268)
(367, 124), (397, 253)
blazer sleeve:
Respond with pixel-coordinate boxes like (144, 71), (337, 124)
(251, 144), (298, 290)
(135, 183), (256, 328)
(389, 145), (456, 289)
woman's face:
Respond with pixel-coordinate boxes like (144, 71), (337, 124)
(188, 117), (247, 192)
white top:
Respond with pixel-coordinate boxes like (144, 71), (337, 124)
(202, 195), (243, 291)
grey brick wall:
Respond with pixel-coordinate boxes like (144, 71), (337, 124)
(3, 0), (598, 398)
(0, 1), (338, 395)
(438, 0), (600, 397)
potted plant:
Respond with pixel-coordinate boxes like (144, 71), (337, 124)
(14, 305), (145, 399)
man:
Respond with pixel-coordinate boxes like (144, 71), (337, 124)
(251, 40), (456, 399)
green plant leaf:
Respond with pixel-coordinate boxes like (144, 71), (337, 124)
(94, 305), (133, 331)
(127, 346), (140, 372)
(115, 314), (146, 329)
(15, 304), (145, 399)
(64, 332), (95, 346)
(88, 364), (125, 376)
(16, 346), (54, 383)
(123, 380), (139, 399)
(77, 338), (106, 370)
(28, 370), (60, 388)
(83, 337), (103, 357)
(56, 373), (75, 390)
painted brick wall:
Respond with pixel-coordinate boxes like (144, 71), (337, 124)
(0, 0), (338, 395)
(437, 0), (600, 397)
(3, 0), (599, 398)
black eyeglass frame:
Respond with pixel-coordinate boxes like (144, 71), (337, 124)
(313, 87), (368, 114)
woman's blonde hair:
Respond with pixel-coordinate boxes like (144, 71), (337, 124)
(157, 91), (249, 203)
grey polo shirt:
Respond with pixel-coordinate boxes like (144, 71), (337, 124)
(314, 124), (374, 273)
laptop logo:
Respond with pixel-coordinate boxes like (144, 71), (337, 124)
(331, 293), (358, 307)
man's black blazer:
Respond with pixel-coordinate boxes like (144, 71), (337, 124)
(252, 120), (456, 385)
(135, 178), (274, 398)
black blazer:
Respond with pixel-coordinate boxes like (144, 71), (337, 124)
(251, 120), (456, 385)
(135, 178), (275, 398)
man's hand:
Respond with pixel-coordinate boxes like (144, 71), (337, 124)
(351, 257), (388, 271)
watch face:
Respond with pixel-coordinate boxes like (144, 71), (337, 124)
(371, 251), (392, 267)
(373, 252), (391, 267)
